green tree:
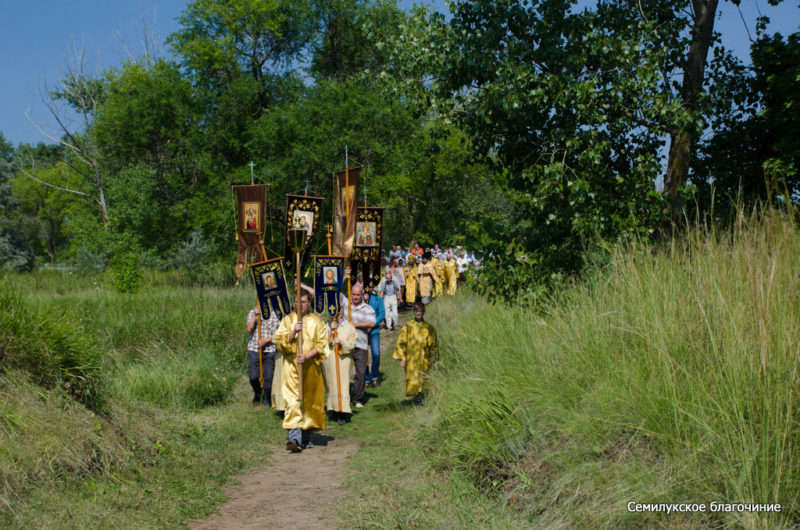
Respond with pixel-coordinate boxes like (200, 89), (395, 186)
(393, 0), (672, 299)
(0, 134), (35, 271)
(310, 0), (404, 82)
(692, 29), (800, 215)
(10, 162), (73, 264)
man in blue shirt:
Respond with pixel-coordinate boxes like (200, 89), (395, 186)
(363, 288), (385, 388)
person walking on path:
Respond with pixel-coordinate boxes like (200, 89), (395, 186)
(322, 311), (357, 425)
(404, 255), (418, 308)
(431, 253), (444, 298)
(363, 288), (385, 388)
(378, 268), (401, 331)
(341, 283), (376, 408)
(246, 305), (280, 406)
(443, 252), (459, 296)
(393, 302), (439, 404)
(416, 252), (438, 305)
(273, 292), (329, 452)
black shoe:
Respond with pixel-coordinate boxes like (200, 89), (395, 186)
(337, 416), (346, 425)
(287, 440), (302, 453)
(252, 395), (260, 404)
(302, 441), (315, 449)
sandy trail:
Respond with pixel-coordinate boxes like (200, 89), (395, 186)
(190, 433), (358, 530)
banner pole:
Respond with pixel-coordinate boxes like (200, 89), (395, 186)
(296, 249), (304, 403)
(325, 225), (343, 411)
(345, 147), (352, 324)
(258, 312), (263, 389)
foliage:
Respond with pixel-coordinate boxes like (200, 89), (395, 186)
(310, 0), (404, 82)
(7, 0), (800, 305)
(10, 161), (74, 264)
(0, 134), (34, 271)
(0, 281), (106, 412)
(385, 0), (678, 301)
(692, 30), (800, 218)
(108, 233), (141, 293)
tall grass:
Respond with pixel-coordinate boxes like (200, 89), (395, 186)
(1, 271), (274, 527)
(0, 280), (106, 411)
(426, 211), (800, 527)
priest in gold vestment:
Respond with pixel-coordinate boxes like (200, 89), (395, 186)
(432, 255), (444, 297)
(274, 291), (329, 452)
(393, 302), (439, 402)
(404, 255), (418, 305)
(416, 253), (438, 304)
(443, 253), (458, 295)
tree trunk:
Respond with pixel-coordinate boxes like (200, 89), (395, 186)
(663, 0), (718, 223)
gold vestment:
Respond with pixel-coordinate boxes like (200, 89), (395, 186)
(404, 264), (418, 303)
(322, 321), (356, 413)
(432, 258), (444, 297)
(392, 320), (439, 396)
(416, 262), (438, 298)
(443, 259), (458, 295)
(274, 312), (329, 430)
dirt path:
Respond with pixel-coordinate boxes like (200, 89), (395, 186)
(190, 434), (359, 530)
(191, 305), (411, 529)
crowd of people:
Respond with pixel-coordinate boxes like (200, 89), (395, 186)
(246, 242), (481, 453)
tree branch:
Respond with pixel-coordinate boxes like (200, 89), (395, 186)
(17, 167), (88, 196)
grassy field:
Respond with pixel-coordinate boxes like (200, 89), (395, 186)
(3, 211), (799, 527)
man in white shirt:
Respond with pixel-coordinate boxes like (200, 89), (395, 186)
(378, 268), (401, 331)
(341, 283), (375, 408)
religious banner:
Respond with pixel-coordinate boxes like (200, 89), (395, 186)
(250, 257), (292, 320)
(283, 194), (324, 272)
(233, 184), (267, 278)
(313, 256), (346, 317)
(332, 167), (360, 257)
(351, 207), (385, 286)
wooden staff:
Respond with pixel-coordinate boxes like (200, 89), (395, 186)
(257, 312), (263, 388)
(345, 147), (353, 324)
(295, 254), (304, 402)
(256, 230), (268, 388)
(288, 222), (307, 403)
(327, 225), (343, 411)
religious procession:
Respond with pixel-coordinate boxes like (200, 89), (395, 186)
(236, 154), (478, 454)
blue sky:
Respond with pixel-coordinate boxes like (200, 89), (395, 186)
(1, 0), (797, 147)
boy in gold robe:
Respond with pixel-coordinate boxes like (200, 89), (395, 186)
(274, 291), (329, 452)
(393, 302), (439, 404)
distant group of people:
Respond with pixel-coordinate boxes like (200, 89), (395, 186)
(245, 248), (445, 452)
(361, 243), (483, 309)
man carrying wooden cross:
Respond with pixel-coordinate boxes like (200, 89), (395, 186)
(274, 291), (328, 452)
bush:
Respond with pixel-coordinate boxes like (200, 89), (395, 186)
(0, 232), (34, 272)
(0, 280), (106, 412)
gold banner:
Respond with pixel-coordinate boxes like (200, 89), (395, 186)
(233, 185), (267, 278)
(333, 167), (360, 257)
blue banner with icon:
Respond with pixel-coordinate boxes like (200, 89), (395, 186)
(250, 257), (292, 320)
(313, 256), (346, 317)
